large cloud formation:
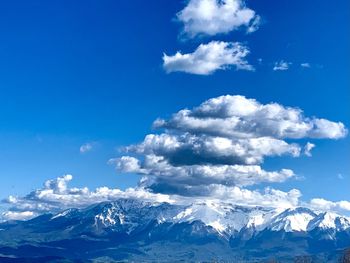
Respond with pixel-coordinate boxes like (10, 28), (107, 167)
(177, 0), (260, 38)
(163, 41), (253, 75)
(111, 95), (346, 197)
(1, 95), (348, 221)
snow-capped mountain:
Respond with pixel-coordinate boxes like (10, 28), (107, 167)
(307, 211), (350, 231)
(268, 207), (317, 232)
(1, 198), (350, 262)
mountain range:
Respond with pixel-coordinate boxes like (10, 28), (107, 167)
(1, 198), (350, 262)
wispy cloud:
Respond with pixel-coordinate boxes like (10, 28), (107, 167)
(338, 173), (345, 180)
(80, 142), (95, 153)
(273, 60), (291, 71)
(304, 142), (315, 157)
(301, 62), (311, 68)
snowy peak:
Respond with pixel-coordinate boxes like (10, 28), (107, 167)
(90, 199), (181, 232)
(42, 199), (350, 236)
(307, 212), (350, 231)
(172, 202), (252, 234)
(269, 207), (317, 232)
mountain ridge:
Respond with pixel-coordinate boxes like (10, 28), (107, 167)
(1, 198), (350, 262)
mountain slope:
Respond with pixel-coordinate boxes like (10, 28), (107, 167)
(1, 198), (350, 262)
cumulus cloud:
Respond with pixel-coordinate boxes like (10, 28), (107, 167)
(110, 95), (346, 197)
(273, 60), (291, 71)
(163, 41), (253, 75)
(111, 155), (295, 191)
(154, 95), (347, 139)
(2, 95), (348, 220)
(125, 133), (301, 166)
(177, 0), (260, 37)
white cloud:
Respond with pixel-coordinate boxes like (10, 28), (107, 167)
(301, 63), (311, 68)
(125, 133), (301, 166)
(309, 119), (347, 139)
(5, 174), (350, 220)
(1, 175), (302, 220)
(203, 185), (301, 209)
(246, 15), (261, 33)
(112, 156), (142, 172)
(80, 142), (93, 153)
(2, 95), (348, 220)
(177, 0), (260, 37)
(2, 211), (34, 221)
(110, 95), (347, 197)
(163, 41), (253, 75)
(273, 60), (291, 71)
(171, 184), (301, 209)
(310, 198), (350, 214)
(111, 155), (295, 190)
(2, 175), (173, 220)
(304, 142), (315, 157)
(155, 95), (347, 140)
(4, 174), (350, 220)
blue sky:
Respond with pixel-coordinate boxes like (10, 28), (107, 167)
(0, 0), (349, 217)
